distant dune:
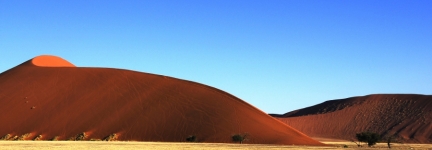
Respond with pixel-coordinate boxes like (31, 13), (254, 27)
(0, 55), (323, 145)
(271, 94), (432, 143)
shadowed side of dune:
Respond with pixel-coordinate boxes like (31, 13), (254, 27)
(272, 94), (432, 143)
(0, 56), (323, 145)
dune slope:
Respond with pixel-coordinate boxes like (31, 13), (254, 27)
(271, 94), (432, 143)
(0, 55), (323, 145)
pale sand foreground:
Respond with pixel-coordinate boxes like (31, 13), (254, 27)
(1, 141), (432, 150)
(323, 142), (432, 150)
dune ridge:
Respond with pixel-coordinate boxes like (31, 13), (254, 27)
(30, 55), (76, 67)
(0, 55), (323, 145)
(272, 94), (432, 143)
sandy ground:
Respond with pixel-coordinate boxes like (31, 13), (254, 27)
(0, 141), (431, 150)
(323, 141), (432, 150)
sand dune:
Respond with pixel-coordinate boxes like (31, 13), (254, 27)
(272, 94), (432, 143)
(0, 55), (323, 145)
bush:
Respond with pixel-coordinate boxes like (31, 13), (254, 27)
(17, 133), (31, 140)
(186, 135), (197, 142)
(232, 133), (248, 144)
(33, 135), (42, 141)
(0, 134), (11, 140)
(103, 133), (117, 141)
(75, 132), (87, 141)
(10, 135), (18, 141)
(50, 136), (59, 141)
(356, 131), (380, 147)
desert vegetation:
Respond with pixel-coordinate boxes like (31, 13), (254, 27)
(0, 132), (120, 142)
(33, 135), (42, 141)
(74, 132), (87, 141)
(383, 135), (400, 148)
(355, 131), (380, 147)
(0, 134), (10, 140)
(102, 133), (117, 141)
(49, 136), (59, 141)
(17, 133), (31, 141)
(0, 133), (31, 141)
(185, 135), (197, 142)
(232, 133), (248, 144)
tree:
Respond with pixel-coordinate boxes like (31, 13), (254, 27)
(384, 135), (400, 148)
(356, 131), (380, 147)
(232, 133), (248, 144)
(387, 136), (392, 148)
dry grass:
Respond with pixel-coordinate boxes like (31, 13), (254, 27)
(0, 141), (431, 150)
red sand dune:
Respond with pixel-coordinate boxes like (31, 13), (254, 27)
(0, 55), (323, 145)
(271, 94), (432, 143)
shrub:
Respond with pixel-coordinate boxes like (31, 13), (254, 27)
(356, 131), (380, 147)
(17, 133), (31, 140)
(10, 135), (18, 141)
(186, 135), (197, 142)
(0, 134), (11, 140)
(103, 133), (117, 141)
(75, 132), (87, 141)
(50, 136), (59, 141)
(33, 135), (42, 141)
(232, 133), (248, 144)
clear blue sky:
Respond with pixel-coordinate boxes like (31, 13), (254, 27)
(1, 0), (431, 114)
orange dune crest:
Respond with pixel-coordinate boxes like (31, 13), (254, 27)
(31, 55), (75, 67)
(0, 55), (324, 146)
